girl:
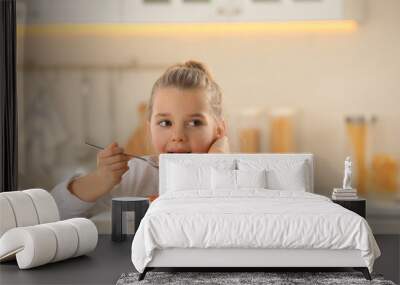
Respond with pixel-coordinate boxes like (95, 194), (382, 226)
(51, 60), (230, 220)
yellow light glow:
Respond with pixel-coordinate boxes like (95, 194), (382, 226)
(17, 21), (358, 38)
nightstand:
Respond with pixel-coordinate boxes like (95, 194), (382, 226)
(112, 197), (149, 242)
(332, 198), (366, 218)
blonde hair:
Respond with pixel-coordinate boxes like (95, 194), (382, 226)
(147, 60), (223, 121)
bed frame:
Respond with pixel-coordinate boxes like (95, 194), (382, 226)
(139, 248), (371, 280)
(138, 154), (372, 281)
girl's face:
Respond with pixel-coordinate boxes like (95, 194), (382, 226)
(149, 87), (225, 154)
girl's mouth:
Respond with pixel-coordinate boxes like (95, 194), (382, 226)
(167, 151), (192, 153)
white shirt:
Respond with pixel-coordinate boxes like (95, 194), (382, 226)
(51, 158), (158, 220)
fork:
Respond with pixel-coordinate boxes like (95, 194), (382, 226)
(85, 142), (159, 169)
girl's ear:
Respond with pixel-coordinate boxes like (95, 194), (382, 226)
(216, 119), (227, 138)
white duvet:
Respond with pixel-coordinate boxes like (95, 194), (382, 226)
(131, 190), (380, 273)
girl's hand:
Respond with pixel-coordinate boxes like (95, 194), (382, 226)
(208, 136), (230, 153)
(94, 142), (130, 190)
(68, 142), (130, 202)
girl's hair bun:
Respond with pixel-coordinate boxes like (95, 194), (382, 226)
(183, 60), (213, 80)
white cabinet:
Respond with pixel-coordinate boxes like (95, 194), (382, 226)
(21, 0), (120, 24)
(20, 0), (364, 24)
(238, 0), (343, 22)
(120, 0), (231, 23)
(121, 0), (364, 23)
(245, 0), (364, 22)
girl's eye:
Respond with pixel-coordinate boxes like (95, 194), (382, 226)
(188, 119), (203, 127)
(158, 120), (172, 127)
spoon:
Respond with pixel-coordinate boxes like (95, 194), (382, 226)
(85, 142), (159, 169)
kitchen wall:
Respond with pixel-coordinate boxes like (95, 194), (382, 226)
(19, 0), (400, 199)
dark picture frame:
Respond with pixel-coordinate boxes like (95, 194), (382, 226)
(0, 0), (17, 192)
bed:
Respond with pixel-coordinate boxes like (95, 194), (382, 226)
(131, 153), (380, 281)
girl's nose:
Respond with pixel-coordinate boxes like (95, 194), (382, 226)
(171, 127), (186, 142)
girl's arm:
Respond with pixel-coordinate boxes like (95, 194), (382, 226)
(51, 142), (130, 219)
(51, 172), (96, 219)
(68, 171), (113, 203)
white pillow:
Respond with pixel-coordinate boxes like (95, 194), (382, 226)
(167, 162), (212, 191)
(211, 168), (236, 190)
(237, 169), (267, 189)
(238, 159), (309, 191)
(267, 166), (307, 191)
(211, 169), (268, 190)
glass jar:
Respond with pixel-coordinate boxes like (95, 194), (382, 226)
(345, 115), (368, 195)
(269, 108), (296, 153)
(367, 117), (399, 201)
(345, 115), (399, 200)
(237, 109), (263, 153)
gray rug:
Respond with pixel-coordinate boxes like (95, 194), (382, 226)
(116, 271), (396, 285)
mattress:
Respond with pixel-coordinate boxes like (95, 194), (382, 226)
(131, 190), (380, 273)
